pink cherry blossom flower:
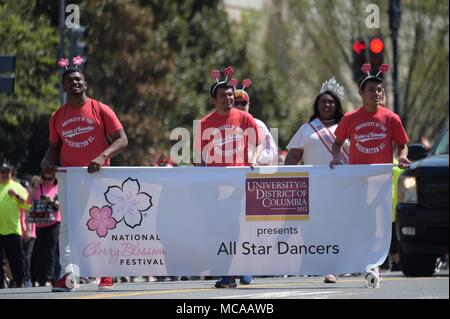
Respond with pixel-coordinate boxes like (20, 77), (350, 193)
(379, 64), (389, 73)
(58, 58), (69, 68)
(242, 79), (252, 89)
(223, 66), (235, 78)
(210, 69), (221, 82)
(72, 56), (84, 66)
(361, 63), (372, 74)
(87, 206), (117, 238)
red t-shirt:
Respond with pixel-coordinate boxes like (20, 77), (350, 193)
(49, 98), (123, 167)
(335, 106), (409, 164)
(197, 108), (261, 167)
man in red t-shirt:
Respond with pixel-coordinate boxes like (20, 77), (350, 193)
(195, 79), (261, 288)
(330, 74), (410, 288)
(330, 77), (410, 167)
(41, 68), (128, 292)
(196, 82), (261, 167)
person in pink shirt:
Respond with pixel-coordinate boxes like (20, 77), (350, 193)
(41, 64), (128, 292)
(29, 172), (61, 287)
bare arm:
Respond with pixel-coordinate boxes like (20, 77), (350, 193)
(329, 140), (344, 168)
(41, 140), (62, 174)
(397, 144), (410, 168)
(249, 142), (265, 168)
(88, 129), (128, 173)
(284, 149), (304, 165)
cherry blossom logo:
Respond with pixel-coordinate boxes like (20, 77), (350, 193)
(86, 178), (153, 238)
(104, 178), (153, 228)
(87, 206), (117, 238)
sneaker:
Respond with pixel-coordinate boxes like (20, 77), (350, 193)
(51, 273), (75, 292)
(239, 275), (254, 285)
(324, 274), (337, 283)
(98, 277), (114, 290)
(214, 277), (237, 288)
(365, 267), (382, 288)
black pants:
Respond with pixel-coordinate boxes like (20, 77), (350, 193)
(32, 223), (60, 284)
(0, 234), (25, 287)
(22, 238), (35, 282)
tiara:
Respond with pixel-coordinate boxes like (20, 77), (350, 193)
(58, 56), (84, 69)
(359, 63), (389, 88)
(320, 77), (345, 101)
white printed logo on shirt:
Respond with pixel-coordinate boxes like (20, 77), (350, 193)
(61, 116), (96, 149)
(213, 125), (244, 157)
(354, 121), (388, 155)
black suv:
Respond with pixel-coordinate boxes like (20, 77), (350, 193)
(396, 127), (449, 276)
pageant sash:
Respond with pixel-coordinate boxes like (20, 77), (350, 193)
(309, 118), (349, 164)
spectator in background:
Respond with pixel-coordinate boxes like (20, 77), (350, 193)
(20, 178), (36, 288)
(0, 162), (30, 288)
(30, 172), (61, 287)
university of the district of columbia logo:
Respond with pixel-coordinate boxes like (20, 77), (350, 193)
(86, 178), (153, 238)
(245, 173), (309, 221)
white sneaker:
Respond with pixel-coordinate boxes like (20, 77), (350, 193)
(365, 267), (382, 288)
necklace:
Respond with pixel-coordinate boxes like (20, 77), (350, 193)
(321, 119), (336, 123)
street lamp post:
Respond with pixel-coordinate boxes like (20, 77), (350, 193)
(389, 0), (401, 116)
(59, 0), (65, 105)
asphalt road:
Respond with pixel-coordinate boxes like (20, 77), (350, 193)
(0, 271), (448, 300)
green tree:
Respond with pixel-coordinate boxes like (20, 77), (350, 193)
(0, 1), (59, 175)
(80, 0), (255, 165)
(285, 0), (449, 143)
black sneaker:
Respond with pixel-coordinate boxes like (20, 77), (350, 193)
(214, 277), (237, 288)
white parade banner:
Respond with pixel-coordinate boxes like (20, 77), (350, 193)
(57, 165), (392, 277)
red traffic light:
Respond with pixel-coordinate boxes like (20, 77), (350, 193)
(370, 38), (384, 54)
(352, 40), (366, 54)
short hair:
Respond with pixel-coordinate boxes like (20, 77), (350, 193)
(62, 68), (85, 83)
(309, 91), (345, 123)
(359, 75), (383, 91)
(210, 81), (234, 98)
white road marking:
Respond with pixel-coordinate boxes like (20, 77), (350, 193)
(216, 290), (342, 299)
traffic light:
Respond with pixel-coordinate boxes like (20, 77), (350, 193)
(352, 38), (368, 82)
(69, 26), (88, 68)
(369, 36), (385, 74)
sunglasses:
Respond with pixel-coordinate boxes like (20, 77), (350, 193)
(43, 176), (54, 181)
(234, 101), (248, 106)
(1, 170), (11, 174)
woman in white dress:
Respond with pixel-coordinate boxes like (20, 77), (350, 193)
(284, 77), (348, 284)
